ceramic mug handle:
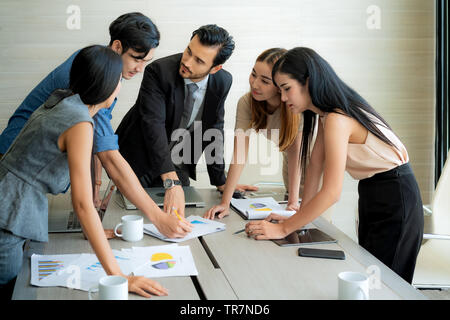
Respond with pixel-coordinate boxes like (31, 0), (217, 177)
(88, 286), (99, 300)
(114, 223), (123, 238)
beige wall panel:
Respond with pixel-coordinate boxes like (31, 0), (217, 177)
(0, 0), (435, 208)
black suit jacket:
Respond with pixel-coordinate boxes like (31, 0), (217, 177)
(116, 53), (231, 186)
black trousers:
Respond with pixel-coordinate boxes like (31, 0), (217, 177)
(358, 163), (424, 284)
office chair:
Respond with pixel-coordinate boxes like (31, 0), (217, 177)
(413, 158), (450, 289)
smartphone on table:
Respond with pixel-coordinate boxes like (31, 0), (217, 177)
(298, 248), (345, 260)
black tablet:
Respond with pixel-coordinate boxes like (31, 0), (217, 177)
(271, 228), (337, 247)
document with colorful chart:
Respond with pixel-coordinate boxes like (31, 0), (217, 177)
(132, 245), (198, 278)
(30, 253), (82, 288)
(31, 250), (139, 291)
(143, 215), (226, 242)
(29, 244), (197, 291)
(230, 197), (296, 220)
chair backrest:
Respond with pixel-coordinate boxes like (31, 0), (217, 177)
(431, 157), (450, 234)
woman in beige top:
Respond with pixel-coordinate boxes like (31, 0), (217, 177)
(245, 47), (424, 284)
(204, 48), (303, 219)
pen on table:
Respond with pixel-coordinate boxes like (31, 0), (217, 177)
(233, 228), (246, 235)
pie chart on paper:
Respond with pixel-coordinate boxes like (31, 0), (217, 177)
(151, 252), (176, 270)
(151, 253), (173, 262)
(152, 261), (176, 270)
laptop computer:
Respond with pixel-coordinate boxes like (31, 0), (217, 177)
(243, 190), (289, 203)
(48, 180), (116, 233)
(119, 186), (206, 210)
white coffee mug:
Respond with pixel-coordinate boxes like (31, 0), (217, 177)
(114, 215), (143, 242)
(88, 275), (128, 300)
(338, 271), (369, 300)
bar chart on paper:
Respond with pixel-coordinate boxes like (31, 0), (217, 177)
(38, 260), (64, 280)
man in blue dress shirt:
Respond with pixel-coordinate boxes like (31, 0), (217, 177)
(0, 12), (191, 239)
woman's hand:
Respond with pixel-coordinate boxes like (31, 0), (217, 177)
(245, 220), (287, 240)
(285, 202), (300, 212)
(203, 203), (230, 220)
(264, 212), (290, 223)
(127, 275), (168, 298)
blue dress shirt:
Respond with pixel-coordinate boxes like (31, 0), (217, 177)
(0, 50), (119, 154)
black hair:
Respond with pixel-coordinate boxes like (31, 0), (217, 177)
(69, 45), (122, 105)
(272, 47), (395, 175)
(109, 12), (160, 57)
(191, 24), (235, 67)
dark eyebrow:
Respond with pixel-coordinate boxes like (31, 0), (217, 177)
(187, 46), (206, 64)
(279, 83), (288, 87)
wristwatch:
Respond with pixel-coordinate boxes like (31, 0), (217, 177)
(163, 179), (182, 190)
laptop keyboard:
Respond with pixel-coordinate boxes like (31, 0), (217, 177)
(66, 211), (82, 230)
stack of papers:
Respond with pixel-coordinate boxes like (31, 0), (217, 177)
(230, 197), (296, 220)
(30, 244), (198, 291)
(144, 215), (225, 242)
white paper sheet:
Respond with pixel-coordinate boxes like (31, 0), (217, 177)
(30, 244), (197, 291)
(31, 253), (82, 288)
(230, 197), (296, 219)
(143, 215), (226, 242)
(132, 245), (198, 278)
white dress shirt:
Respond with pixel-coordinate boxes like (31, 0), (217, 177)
(183, 75), (209, 128)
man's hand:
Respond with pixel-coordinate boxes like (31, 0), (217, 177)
(163, 185), (185, 218)
(153, 209), (192, 238)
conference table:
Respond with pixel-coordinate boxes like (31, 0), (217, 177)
(12, 187), (426, 300)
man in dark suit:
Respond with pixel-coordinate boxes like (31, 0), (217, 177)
(117, 24), (255, 216)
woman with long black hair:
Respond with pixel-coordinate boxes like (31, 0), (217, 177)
(245, 47), (424, 283)
(0, 45), (168, 298)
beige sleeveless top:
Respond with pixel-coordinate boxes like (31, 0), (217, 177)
(322, 112), (409, 180)
(234, 92), (303, 149)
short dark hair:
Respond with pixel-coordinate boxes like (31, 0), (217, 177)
(191, 24), (235, 67)
(70, 45), (123, 105)
(109, 12), (160, 57)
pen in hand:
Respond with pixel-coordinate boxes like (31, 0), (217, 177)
(171, 207), (183, 221)
(234, 219), (278, 235)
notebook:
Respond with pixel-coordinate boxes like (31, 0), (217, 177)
(230, 197), (296, 220)
(48, 180), (116, 233)
(118, 186), (206, 210)
(243, 190), (289, 203)
(144, 215), (226, 242)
